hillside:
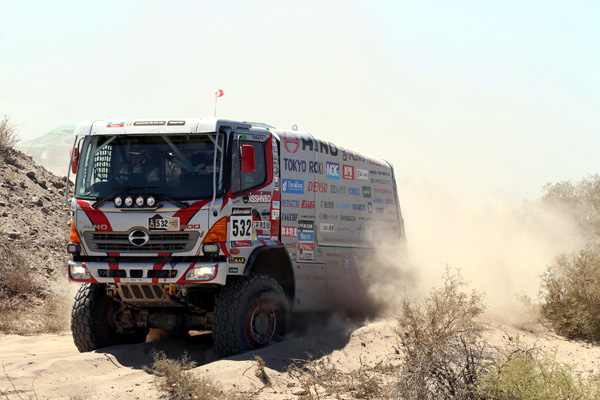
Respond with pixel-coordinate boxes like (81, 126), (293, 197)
(0, 146), (72, 333)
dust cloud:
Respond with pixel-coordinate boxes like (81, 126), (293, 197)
(359, 177), (587, 326)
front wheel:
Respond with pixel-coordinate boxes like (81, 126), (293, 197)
(71, 283), (148, 352)
(213, 273), (290, 356)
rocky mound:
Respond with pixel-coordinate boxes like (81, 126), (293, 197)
(0, 146), (73, 333)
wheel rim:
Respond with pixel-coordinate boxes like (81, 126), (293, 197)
(245, 299), (277, 346)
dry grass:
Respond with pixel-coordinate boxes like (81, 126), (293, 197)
(0, 243), (69, 334)
(148, 351), (249, 400)
(0, 115), (19, 149)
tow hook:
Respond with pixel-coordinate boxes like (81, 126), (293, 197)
(163, 285), (177, 296)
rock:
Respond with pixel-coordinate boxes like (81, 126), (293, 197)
(20, 181), (26, 189)
(1, 212), (7, 217)
(41, 207), (50, 214)
(52, 180), (65, 189)
(38, 180), (47, 189)
(26, 171), (36, 179)
(8, 232), (20, 240)
(32, 197), (43, 206)
(0, 201), (5, 206)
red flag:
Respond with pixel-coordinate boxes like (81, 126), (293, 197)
(215, 89), (224, 97)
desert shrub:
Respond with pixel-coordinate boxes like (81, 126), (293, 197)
(476, 347), (600, 400)
(149, 351), (246, 400)
(541, 175), (600, 240)
(540, 248), (600, 341)
(286, 354), (394, 399)
(0, 115), (19, 149)
(394, 269), (493, 400)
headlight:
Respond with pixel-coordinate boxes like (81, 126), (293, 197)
(114, 196), (123, 207)
(70, 264), (90, 280)
(124, 196), (133, 207)
(185, 266), (216, 281)
(146, 196), (156, 207)
(135, 196), (145, 207)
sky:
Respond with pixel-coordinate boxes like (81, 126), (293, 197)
(1, 0), (599, 199)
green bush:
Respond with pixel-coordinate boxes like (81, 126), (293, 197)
(476, 347), (600, 400)
(540, 248), (600, 342)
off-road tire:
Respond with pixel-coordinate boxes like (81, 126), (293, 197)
(213, 273), (289, 356)
(71, 283), (148, 352)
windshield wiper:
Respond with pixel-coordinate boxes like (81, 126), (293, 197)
(155, 194), (189, 209)
(91, 186), (159, 209)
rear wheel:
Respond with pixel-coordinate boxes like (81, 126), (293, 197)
(213, 273), (289, 356)
(71, 283), (148, 352)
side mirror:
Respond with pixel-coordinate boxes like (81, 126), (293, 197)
(240, 144), (255, 173)
(71, 147), (79, 174)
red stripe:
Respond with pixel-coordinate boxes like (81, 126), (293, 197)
(173, 199), (211, 229)
(109, 261), (120, 283)
(219, 243), (231, 257)
(76, 200), (113, 232)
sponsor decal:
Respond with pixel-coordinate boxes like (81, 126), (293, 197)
(374, 197), (384, 204)
(283, 132), (300, 153)
(348, 187), (360, 196)
(133, 121), (166, 126)
(386, 198), (395, 205)
(282, 226), (298, 237)
(326, 162), (340, 179)
(340, 215), (356, 221)
(253, 220), (271, 231)
(274, 177), (279, 191)
(298, 231), (314, 241)
(228, 257), (246, 264)
(307, 181), (328, 193)
(298, 220), (314, 231)
(257, 233), (271, 240)
(274, 165), (280, 175)
(320, 223), (336, 232)
(341, 148), (365, 162)
(148, 214), (180, 231)
(371, 178), (391, 185)
(343, 165), (354, 180)
(321, 201), (334, 209)
(368, 202), (373, 213)
(297, 242), (314, 260)
(167, 120), (185, 126)
(362, 186), (372, 198)
(282, 213), (298, 222)
(282, 179), (304, 194)
(336, 202), (351, 209)
(282, 199), (300, 207)
(247, 191), (272, 203)
(376, 207), (385, 214)
(228, 267), (239, 273)
(298, 200), (312, 209)
(356, 169), (369, 180)
(318, 213), (338, 221)
(330, 185), (346, 194)
(271, 209), (280, 220)
(353, 204), (366, 211)
(374, 188), (392, 195)
(282, 158), (323, 174)
(231, 240), (253, 247)
(107, 121), (124, 128)
(300, 137), (339, 156)
(230, 207), (253, 240)
(273, 201), (280, 209)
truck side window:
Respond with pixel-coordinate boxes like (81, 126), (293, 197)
(231, 140), (266, 193)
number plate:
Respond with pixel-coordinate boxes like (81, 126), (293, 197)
(230, 207), (253, 240)
(148, 214), (180, 231)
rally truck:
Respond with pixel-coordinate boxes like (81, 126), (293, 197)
(66, 118), (405, 356)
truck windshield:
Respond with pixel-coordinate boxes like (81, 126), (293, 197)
(74, 133), (225, 201)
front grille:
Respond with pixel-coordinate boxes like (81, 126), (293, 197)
(84, 231), (199, 253)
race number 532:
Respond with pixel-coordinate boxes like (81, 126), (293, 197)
(229, 208), (252, 240)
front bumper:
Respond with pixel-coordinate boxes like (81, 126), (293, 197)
(67, 260), (227, 285)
